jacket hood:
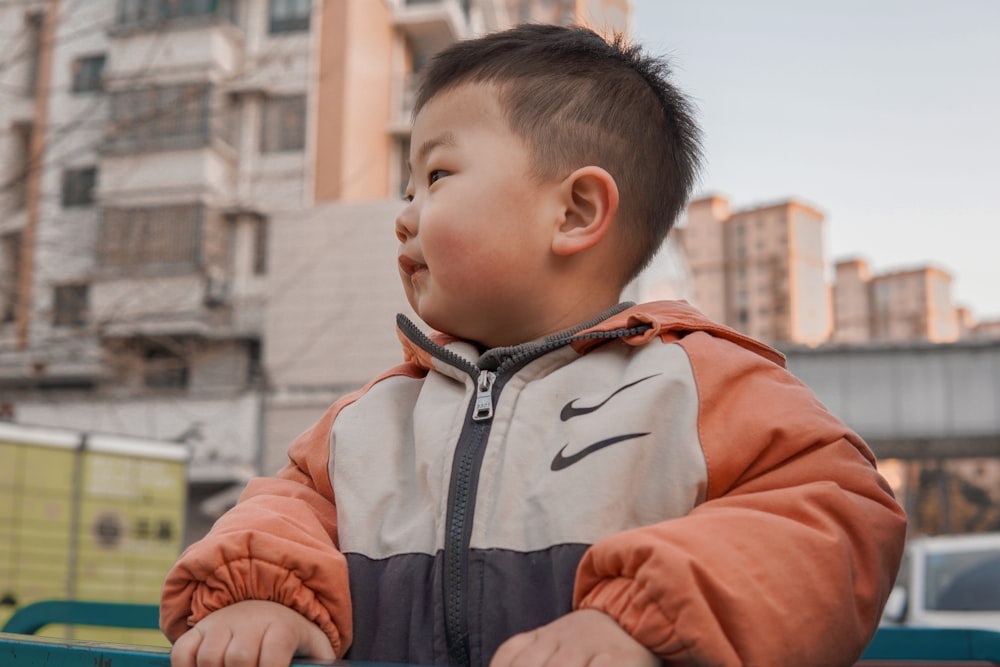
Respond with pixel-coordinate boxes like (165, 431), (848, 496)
(575, 300), (786, 368)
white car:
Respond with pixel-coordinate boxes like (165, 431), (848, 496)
(882, 531), (1000, 631)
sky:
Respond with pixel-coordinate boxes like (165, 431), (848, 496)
(630, 0), (1000, 319)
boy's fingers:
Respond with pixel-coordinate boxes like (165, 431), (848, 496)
(295, 621), (337, 661)
(220, 632), (262, 667)
(170, 628), (203, 667)
(193, 626), (236, 667)
(256, 620), (329, 667)
(258, 632), (298, 667)
(490, 630), (535, 667)
(492, 630), (562, 667)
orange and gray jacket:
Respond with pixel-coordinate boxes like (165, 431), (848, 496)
(160, 300), (906, 667)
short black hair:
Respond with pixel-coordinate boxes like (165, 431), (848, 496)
(414, 23), (702, 284)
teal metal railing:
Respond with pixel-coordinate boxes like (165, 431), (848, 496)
(2, 599), (1000, 666)
(2, 600), (160, 635)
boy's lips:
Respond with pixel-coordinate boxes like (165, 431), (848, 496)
(398, 254), (427, 277)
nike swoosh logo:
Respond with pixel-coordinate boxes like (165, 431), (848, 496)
(560, 374), (659, 421)
(550, 432), (650, 471)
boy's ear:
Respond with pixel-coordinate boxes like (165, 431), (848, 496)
(551, 166), (619, 257)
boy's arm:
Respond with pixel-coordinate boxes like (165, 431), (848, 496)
(160, 398), (355, 656)
(574, 332), (907, 667)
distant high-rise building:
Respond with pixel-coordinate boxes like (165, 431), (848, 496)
(677, 194), (832, 346)
(833, 260), (960, 343)
(832, 258), (873, 344)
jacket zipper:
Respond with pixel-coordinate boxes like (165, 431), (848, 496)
(444, 377), (493, 666)
(473, 370), (495, 421)
(395, 315), (651, 667)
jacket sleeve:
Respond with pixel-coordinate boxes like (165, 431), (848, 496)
(574, 331), (907, 667)
(159, 395), (357, 655)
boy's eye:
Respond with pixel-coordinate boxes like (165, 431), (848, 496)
(429, 170), (447, 185)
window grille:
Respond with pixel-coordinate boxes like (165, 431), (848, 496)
(1, 233), (21, 323)
(61, 167), (97, 207)
(98, 205), (202, 271)
(116, 0), (235, 28)
(71, 54), (106, 93)
(269, 0), (310, 33)
(142, 341), (189, 389)
(260, 95), (306, 153)
(52, 284), (89, 327)
(107, 84), (215, 154)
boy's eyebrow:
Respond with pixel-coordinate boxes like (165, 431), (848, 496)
(407, 131), (457, 173)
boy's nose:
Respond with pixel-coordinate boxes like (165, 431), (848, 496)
(395, 203), (417, 242)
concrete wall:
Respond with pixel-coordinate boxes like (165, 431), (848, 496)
(263, 198), (419, 464)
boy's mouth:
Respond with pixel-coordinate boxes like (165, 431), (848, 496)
(398, 254), (427, 277)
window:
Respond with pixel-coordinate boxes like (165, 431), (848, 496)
(117, 0), (158, 25)
(397, 136), (411, 200)
(247, 339), (262, 383)
(98, 204), (202, 270)
(269, 0), (310, 33)
(107, 84), (214, 154)
(1, 233), (22, 323)
(143, 341), (189, 389)
(71, 54), (106, 93)
(160, 0), (233, 20)
(61, 167), (97, 207)
(11, 122), (33, 210)
(252, 216), (268, 274)
(260, 95), (306, 152)
(116, 0), (235, 28)
(52, 284), (89, 327)
(25, 12), (43, 96)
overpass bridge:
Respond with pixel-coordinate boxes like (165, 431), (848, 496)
(782, 338), (1000, 461)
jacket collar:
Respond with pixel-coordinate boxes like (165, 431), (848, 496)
(395, 300), (785, 377)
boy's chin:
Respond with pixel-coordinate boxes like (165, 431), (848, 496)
(417, 313), (484, 345)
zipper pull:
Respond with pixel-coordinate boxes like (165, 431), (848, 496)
(473, 370), (496, 421)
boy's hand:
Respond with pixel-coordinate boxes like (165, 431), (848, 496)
(490, 609), (661, 667)
(169, 599), (335, 667)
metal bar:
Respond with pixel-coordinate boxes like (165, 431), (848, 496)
(862, 627), (1000, 662)
(1, 601), (160, 635)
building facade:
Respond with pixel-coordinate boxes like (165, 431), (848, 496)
(0, 0), (633, 538)
(677, 194), (832, 346)
(832, 259), (961, 344)
(678, 193), (980, 347)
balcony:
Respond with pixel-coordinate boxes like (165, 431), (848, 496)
(91, 203), (206, 335)
(99, 84), (238, 201)
(89, 205), (260, 339)
(104, 83), (238, 154)
(393, 0), (472, 57)
(111, 0), (238, 33)
(106, 2), (243, 82)
(99, 145), (236, 203)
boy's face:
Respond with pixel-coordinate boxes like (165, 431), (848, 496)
(396, 83), (564, 347)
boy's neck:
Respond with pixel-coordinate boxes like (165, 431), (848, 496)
(469, 292), (625, 350)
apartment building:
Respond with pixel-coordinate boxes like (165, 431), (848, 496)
(677, 194), (832, 346)
(506, 0), (628, 32)
(262, 0), (632, 471)
(0, 0), (633, 534)
(0, 0), (330, 540)
(833, 259), (960, 343)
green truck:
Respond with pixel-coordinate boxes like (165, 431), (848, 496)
(0, 421), (189, 645)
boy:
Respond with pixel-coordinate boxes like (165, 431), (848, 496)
(161, 24), (906, 667)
